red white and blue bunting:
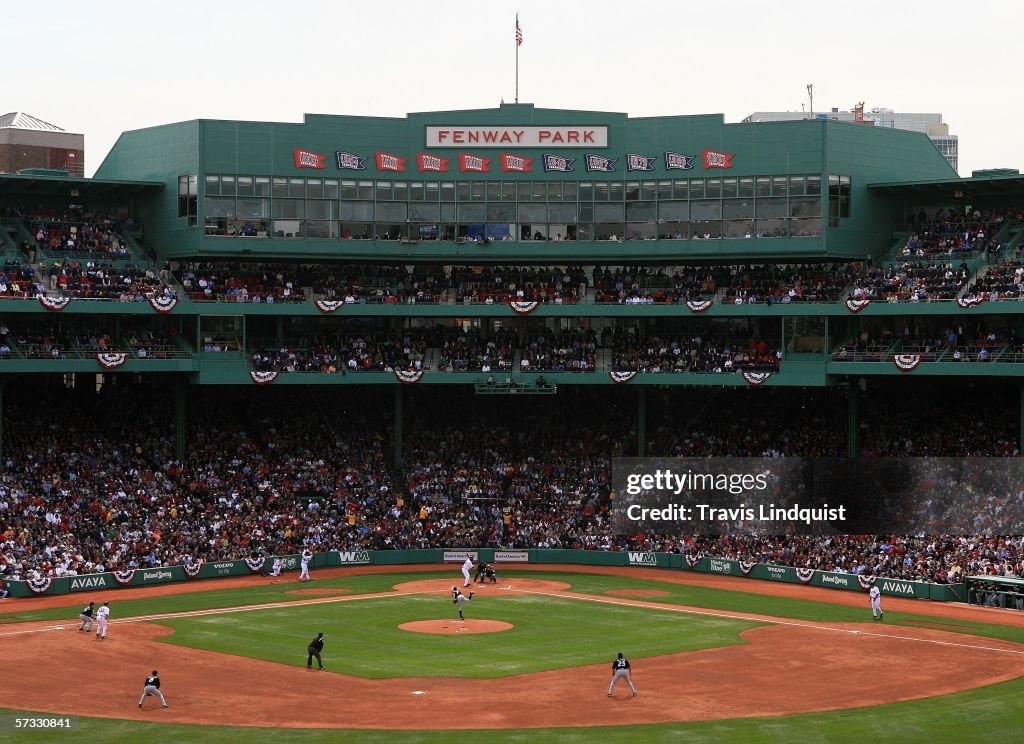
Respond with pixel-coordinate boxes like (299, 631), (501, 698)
(147, 295), (178, 314)
(739, 560), (756, 575)
(183, 560), (204, 579)
(245, 556), (267, 573)
(893, 354), (922, 372)
(509, 301), (539, 315)
(685, 554), (703, 569)
(796, 567), (815, 584)
(856, 574), (877, 591)
(37, 294), (71, 312)
(609, 371), (638, 384)
(395, 369), (425, 384)
(26, 576), (53, 594)
(97, 352), (128, 369)
(845, 298), (871, 314)
(315, 299), (344, 313)
(113, 568), (136, 586)
(250, 370), (279, 385)
(956, 295), (985, 309)
(685, 299), (714, 313)
(742, 371), (772, 387)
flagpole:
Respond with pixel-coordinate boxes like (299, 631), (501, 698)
(515, 13), (519, 104)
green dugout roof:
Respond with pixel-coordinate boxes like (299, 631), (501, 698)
(966, 575), (1024, 587)
(0, 172), (163, 199)
(870, 172), (1024, 198)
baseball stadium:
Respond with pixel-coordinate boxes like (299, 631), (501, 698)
(2, 104), (1024, 743)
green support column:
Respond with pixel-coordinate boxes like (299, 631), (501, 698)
(637, 386), (647, 458)
(175, 381), (187, 460)
(0, 382), (4, 472)
(393, 385), (404, 468)
(848, 381), (860, 458)
(275, 317), (285, 347)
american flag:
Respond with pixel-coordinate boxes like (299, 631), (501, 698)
(516, 18), (523, 46)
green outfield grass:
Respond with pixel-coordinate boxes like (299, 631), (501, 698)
(4, 673), (1024, 743)
(155, 591), (760, 677)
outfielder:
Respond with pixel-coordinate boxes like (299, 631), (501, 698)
(451, 586), (474, 620)
(461, 557), (473, 587)
(608, 652), (638, 697)
(79, 601), (95, 632)
(138, 670), (168, 708)
(869, 583), (883, 621)
(95, 601), (110, 640)
(298, 549), (313, 581)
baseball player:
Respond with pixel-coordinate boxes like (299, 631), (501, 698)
(138, 670), (168, 708)
(95, 601), (110, 640)
(451, 586), (475, 620)
(869, 583), (884, 621)
(307, 632), (325, 669)
(269, 557), (284, 577)
(298, 549), (313, 581)
(78, 601), (95, 632)
(608, 652), (638, 697)
(461, 557), (473, 587)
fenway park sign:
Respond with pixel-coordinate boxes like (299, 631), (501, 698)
(426, 126), (608, 148)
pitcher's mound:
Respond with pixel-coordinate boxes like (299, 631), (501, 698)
(400, 620), (514, 635)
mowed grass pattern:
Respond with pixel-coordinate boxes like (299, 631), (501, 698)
(156, 591), (760, 678)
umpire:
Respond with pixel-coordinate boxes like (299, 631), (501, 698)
(307, 632), (325, 670)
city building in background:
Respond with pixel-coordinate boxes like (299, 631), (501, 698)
(0, 111), (84, 176)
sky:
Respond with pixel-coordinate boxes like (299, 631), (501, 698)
(5, 1), (1021, 178)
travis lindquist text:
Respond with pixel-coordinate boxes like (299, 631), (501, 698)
(625, 503), (848, 526)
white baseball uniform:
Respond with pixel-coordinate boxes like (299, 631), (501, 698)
(461, 558), (473, 587)
(869, 585), (883, 620)
(96, 603), (110, 638)
(299, 550), (312, 580)
(270, 557), (283, 577)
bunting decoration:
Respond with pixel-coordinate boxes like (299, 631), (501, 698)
(394, 369), (425, 384)
(893, 354), (922, 372)
(742, 371), (772, 386)
(183, 560), (204, 579)
(609, 371), (638, 384)
(796, 567), (815, 584)
(26, 576), (54, 594)
(245, 556), (268, 573)
(509, 300), (539, 315)
(956, 295), (985, 309)
(112, 568), (136, 586)
(685, 299), (714, 313)
(685, 554), (703, 569)
(37, 294), (71, 312)
(148, 295), (178, 314)
(845, 298), (871, 313)
(857, 574), (877, 591)
(250, 370), (279, 385)
(315, 299), (344, 313)
(97, 352), (128, 369)
(740, 561), (756, 575)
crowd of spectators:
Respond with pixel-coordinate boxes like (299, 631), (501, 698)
(851, 261), (970, 303)
(251, 332), (427, 373)
(28, 209), (134, 260)
(968, 256), (1024, 301)
(900, 207), (1009, 258)
(610, 331), (778, 374)
(174, 262), (304, 303)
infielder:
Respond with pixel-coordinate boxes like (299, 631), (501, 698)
(461, 557), (473, 587)
(869, 583), (883, 621)
(451, 586), (474, 620)
(608, 652), (638, 697)
(138, 670), (168, 708)
(298, 549), (313, 581)
(270, 557), (284, 577)
(95, 601), (110, 640)
(79, 601), (95, 632)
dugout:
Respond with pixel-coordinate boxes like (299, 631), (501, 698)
(965, 575), (1024, 611)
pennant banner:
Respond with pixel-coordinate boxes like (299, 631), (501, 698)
(97, 352), (128, 369)
(459, 153), (491, 173)
(893, 354), (922, 372)
(609, 371), (638, 384)
(395, 369), (425, 384)
(686, 299), (714, 313)
(845, 298), (871, 313)
(250, 370), (279, 385)
(315, 299), (344, 313)
(37, 294), (71, 312)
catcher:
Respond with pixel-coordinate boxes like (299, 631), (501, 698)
(474, 561), (498, 583)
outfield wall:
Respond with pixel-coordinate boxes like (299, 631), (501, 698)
(1, 549), (965, 602)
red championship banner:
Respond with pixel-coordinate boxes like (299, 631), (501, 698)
(459, 153), (492, 172)
(416, 153), (450, 172)
(375, 152), (407, 172)
(499, 153), (533, 173)
(702, 149), (734, 169)
(293, 149), (326, 169)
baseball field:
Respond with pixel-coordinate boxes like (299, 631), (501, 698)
(2, 565), (1024, 743)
